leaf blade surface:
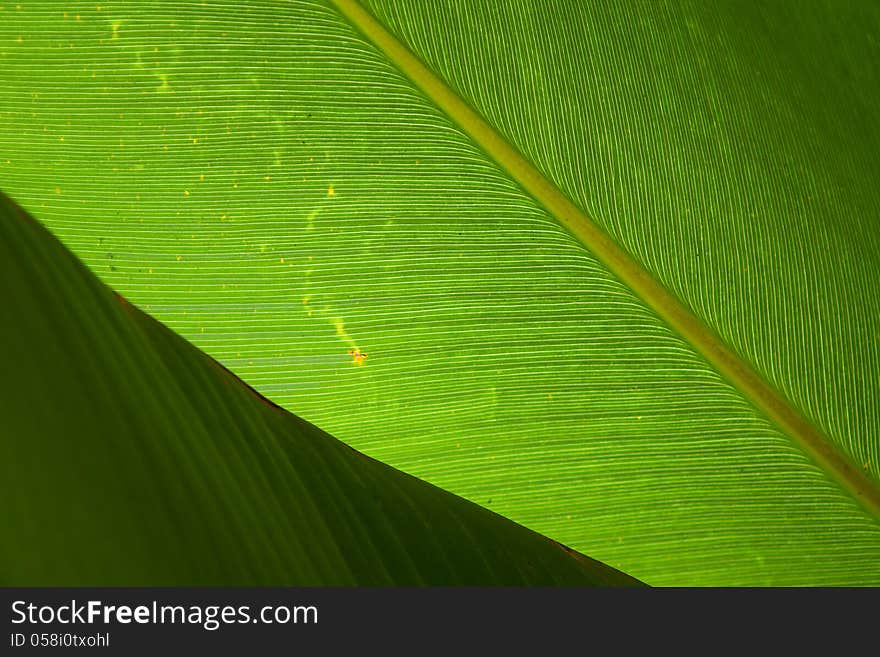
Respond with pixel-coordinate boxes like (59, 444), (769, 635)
(0, 190), (638, 586)
(1, 0), (879, 585)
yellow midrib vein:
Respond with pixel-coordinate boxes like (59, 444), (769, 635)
(329, 0), (880, 519)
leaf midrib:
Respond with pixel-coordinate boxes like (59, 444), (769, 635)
(328, 0), (880, 520)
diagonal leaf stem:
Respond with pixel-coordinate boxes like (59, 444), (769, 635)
(329, 0), (880, 520)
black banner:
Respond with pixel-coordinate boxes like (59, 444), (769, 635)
(0, 587), (873, 653)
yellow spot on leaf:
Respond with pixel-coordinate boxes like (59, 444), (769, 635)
(54, 187), (62, 194)
(176, 255), (182, 261)
(327, 185), (335, 196)
(184, 190), (190, 196)
(348, 348), (368, 366)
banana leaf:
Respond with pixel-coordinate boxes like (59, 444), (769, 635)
(0, 190), (638, 585)
(1, 0), (878, 585)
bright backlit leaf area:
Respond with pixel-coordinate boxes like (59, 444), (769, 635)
(1, 1), (879, 585)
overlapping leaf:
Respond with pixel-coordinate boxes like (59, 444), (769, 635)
(0, 191), (637, 585)
(1, 0), (878, 584)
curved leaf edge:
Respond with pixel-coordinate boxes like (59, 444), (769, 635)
(0, 190), (642, 587)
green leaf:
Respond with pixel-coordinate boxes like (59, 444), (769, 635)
(0, 190), (638, 585)
(1, 0), (878, 585)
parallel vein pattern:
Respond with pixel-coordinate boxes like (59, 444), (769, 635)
(360, 0), (880, 491)
(330, 0), (880, 519)
(1, 0), (879, 584)
(2, 191), (638, 585)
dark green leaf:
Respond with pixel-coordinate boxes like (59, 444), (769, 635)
(1, 0), (878, 585)
(0, 191), (639, 585)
